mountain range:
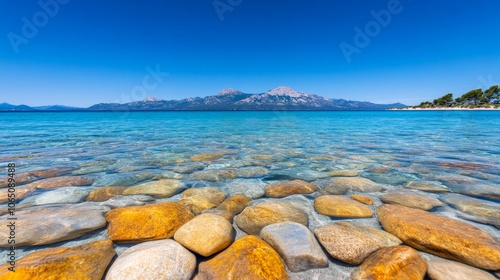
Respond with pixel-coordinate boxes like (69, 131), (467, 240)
(1, 86), (405, 111)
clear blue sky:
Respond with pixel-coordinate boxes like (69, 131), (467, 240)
(1, 0), (499, 107)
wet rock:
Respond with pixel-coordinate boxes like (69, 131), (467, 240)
(174, 213), (234, 257)
(179, 187), (226, 214)
(217, 195), (251, 215)
(436, 175), (500, 201)
(106, 239), (196, 280)
(314, 195), (373, 218)
(18, 187), (89, 208)
(405, 180), (450, 192)
(226, 179), (266, 199)
(260, 222), (328, 272)
(172, 163), (205, 174)
(427, 259), (496, 280)
(0, 240), (115, 280)
(328, 170), (359, 177)
(122, 179), (186, 198)
(264, 169), (327, 182)
(265, 180), (318, 198)
(236, 166), (269, 178)
(194, 235), (288, 280)
(330, 177), (384, 192)
(235, 201), (308, 235)
(0, 168), (72, 187)
(99, 195), (153, 208)
(440, 193), (500, 228)
(26, 176), (94, 189)
(380, 188), (444, 210)
(191, 152), (225, 162)
(0, 186), (34, 203)
(203, 208), (235, 223)
(106, 202), (194, 242)
(313, 222), (401, 265)
(377, 204), (500, 270)
(191, 169), (237, 182)
(314, 179), (349, 195)
(350, 194), (374, 205)
(0, 205), (108, 247)
(350, 245), (427, 280)
(86, 186), (127, 201)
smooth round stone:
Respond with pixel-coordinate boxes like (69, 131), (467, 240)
(194, 235), (288, 280)
(0, 206), (108, 247)
(350, 245), (427, 280)
(226, 179), (266, 199)
(190, 152), (225, 162)
(179, 187), (226, 214)
(0, 168), (72, 187)
(25, 176), (94, 189)
(235, 201), (308, 235)
(18, 187), (89, 208)
(203, 208), (235, 223)
(427, 259), (496, 280)
(217, 195), (251, 215)
(436, 176), (500, 201)
(440, 193), (500, 228)
(314, 195), (373, 218)
(265, 180), (318, 198)
(405, 180), (450, 192)
(172, 163), (205, 174)
(314, 222), (401, 265)
(314, 179), (349, 195)
(174, 213), (233, 257)
(86, 186), (127, 201)
(377, 204), (500, 270)
(328, 170), (359, 177)
(190, 169), (237, 182)
(105, 239), (196, 280)
(0, 240), (115, 280)
(122, 179), (186, 198)
(236, 166), (269, 178)
(260, 222), (328, 272)
(98, 195), (153, 209)
(350, 194), (374, 205)
(0, 186), (34, 203)
(264, 169), (326, 182)
(92, 172), (159, 187)
(380, 188), (444, 210)
(105, 202), (194, 243)
(329, 177), (383, 192)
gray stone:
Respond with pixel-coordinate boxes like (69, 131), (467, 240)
(99, 195), (153, 208)
(122, 179), (186, 198)
(105, 239), (196, 280)
(260, 222), (328, 272)
(441, 193), (500, 228)
(405, 180), (450, 192)
(18, 187), (89, 208)
(380, 188), (444, 210)
(225, 179), (266, 199)
(329, 177), (384, 192)
(427, 259), (496, 280)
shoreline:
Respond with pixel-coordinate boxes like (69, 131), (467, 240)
(390, 107), (500, 111)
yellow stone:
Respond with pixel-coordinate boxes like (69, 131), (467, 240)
(350, 194), (374, 205)
(265, 180), (317, 198)
(314, 195), (373, 218)
(217, 195), (251, 214)
(86, 186), (126, 202)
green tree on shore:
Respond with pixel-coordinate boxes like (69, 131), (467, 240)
(414, 85), (499, 108)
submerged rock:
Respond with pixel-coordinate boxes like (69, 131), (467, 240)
(106, 202), (194, 242)
(265, 180), (317, 198)
(380, 188), (444, 210)
(0, 240), (115, 280)
(235, 201), (308, 235)
(86, 186), (127, 201)
(18, 187), (89, 208)
(217, 195), (251, 215)
(377, 204), (500, 270)
(179, 187), (226, 214)
(106, 239), (196, 280)
(440, 193), (500, 228)
(122, 179), (186, 198)
(427, 259), (496, 280)
(194, 235), (288, 280)
(26, 176), (94, 189)
(405, 180), (450, 192)
(314, 195), (373, 218)
(350, 245), (427, 280)
(350, 194), (374, 205)
(328, 170), (359, 177)
(260, 222), (328, 272)
(329, 177), (383, 192)
(314, 222), (401, 265)
(226, 179), (266, 199)
(190, 169), (237, 182)
(314, 179), (349, 195)
(174, 213), (234, 257)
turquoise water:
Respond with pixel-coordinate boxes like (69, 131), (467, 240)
(1, 111), (500, 278)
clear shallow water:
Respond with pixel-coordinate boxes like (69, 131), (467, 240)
(1, 111), (500, 278)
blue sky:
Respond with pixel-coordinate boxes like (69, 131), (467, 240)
(1, 0), (499, 107)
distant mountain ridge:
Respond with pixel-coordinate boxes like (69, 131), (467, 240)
(1, 87), (406, 111)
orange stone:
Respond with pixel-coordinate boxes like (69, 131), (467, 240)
(26, 176), (94, 189)
(350, 194), (374, 205)
(0, 240), (115, 280)
(106, 202), (194, 242)
(86, 186), (127, 201)
(265, 180), (318, 198)
(217, 195), (251, 215)
(194, 235), (288, 280)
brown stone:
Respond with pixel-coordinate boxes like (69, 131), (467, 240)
(194, 235), (288, 280)
(235, 202), (308, 235)
(0, 240), (115, 280)
(405, 180), (450, 192)
(122, 179), (186, 198)
(427, 259), (496, 280)
(106, 202), (194, 242)
(217, 195), (251, 215)
(265, 180), (317, 198)
(0, 186), (33, 203)
(314, 195), (373, 218)
(328, 170), (359, 177)
(26, 176), (94, 189)
(191, 152), (225, 162)
(86, 186), (126, 202)
(350, 245), (427, 280)
(179, 187), (226, 214)
(377, 204), (500, 270)
(330, 177), (383, 192)
(380, 188), (444, 210)
(203, 209), (235, 223)
(314, 222), (401, 265)
(174, 213), (234, 257)
(190, 169), (238, 182)
(350, 194), (374, 205)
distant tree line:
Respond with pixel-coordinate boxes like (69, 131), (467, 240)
(416, 85), (500, 108)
